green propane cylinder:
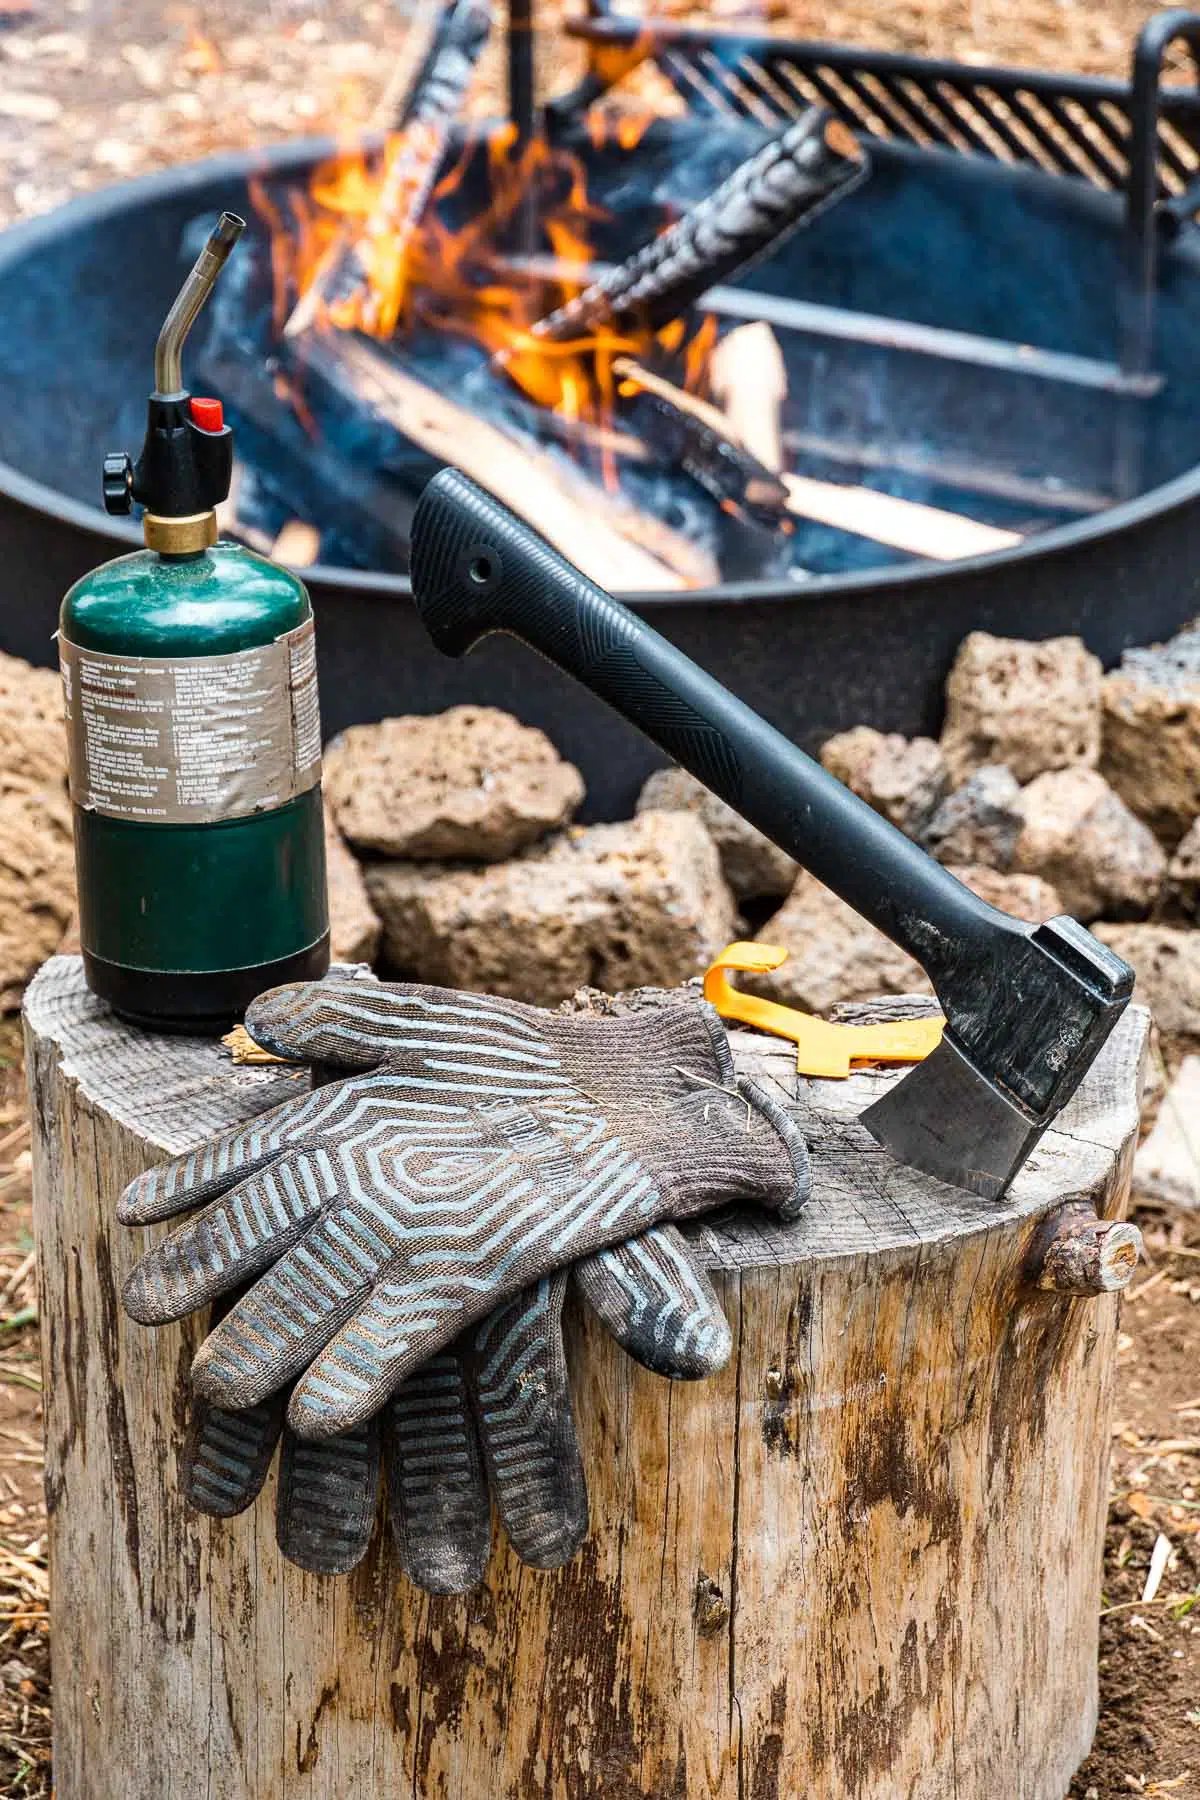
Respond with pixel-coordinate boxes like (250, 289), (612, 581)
(60, 213), (329, 1030)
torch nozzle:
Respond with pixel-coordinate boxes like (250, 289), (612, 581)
(153, 211), (246, 398)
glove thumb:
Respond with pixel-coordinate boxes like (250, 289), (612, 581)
(245, 968), (385, 1069)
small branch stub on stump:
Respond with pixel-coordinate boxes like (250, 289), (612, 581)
(25, 959), (1149, 1800)
(1031, 1203), (1143, 1294)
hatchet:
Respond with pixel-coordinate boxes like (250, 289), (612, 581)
(407, 469), (1133, 1199)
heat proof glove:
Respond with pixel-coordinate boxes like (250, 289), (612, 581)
(120, 974), (809, 1442)
(182, 1222), (732, 1586)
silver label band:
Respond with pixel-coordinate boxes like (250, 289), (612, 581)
(60, 619), (323, 825)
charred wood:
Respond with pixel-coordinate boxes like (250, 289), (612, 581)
(295, 330), (715, 589)
(614, 352), (1025, 559)
(526, 108), (865, 345)
(285, 0), (493, 340)
(612, 355), (789, 527)
(631, 337), (1024, 559)
(708, 323), (787, 474)
(197, 349), (416, 570)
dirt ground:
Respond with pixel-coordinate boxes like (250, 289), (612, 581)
(0, 0), (1188, 229)
(1068, 1201), (1200, 1800)
(0, 1025), (47, 1800)
(0, 0), (1198, 1794)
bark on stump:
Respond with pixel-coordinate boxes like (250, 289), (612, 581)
(24, 957), (1149, 1800)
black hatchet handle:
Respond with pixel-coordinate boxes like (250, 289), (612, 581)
(409, 471), (1130, 1118)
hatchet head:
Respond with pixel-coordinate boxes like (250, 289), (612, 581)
(860, 915), (1133, 1199)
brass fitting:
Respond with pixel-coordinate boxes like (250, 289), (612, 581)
(143, 511), (218, 555)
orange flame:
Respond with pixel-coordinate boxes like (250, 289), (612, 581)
(253, 108), (710, 456)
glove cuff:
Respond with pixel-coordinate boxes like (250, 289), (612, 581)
(545, 999), (809, 1224)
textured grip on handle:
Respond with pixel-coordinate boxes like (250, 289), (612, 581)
(410, 470), (744, 797)
(412, 466), (641, 659)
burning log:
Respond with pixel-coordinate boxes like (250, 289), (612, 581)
(197, 346), (417, 569)
(296, 330), (716, 589)
(708, 323), (787, 473)
(612, 353), (1023, 560)
(524, 109), (866, 346)
(612, 355), (789, 527)
(285, 0), (494, 341)
(779, 472), (1023, 561)
(270, 520), (322, 567)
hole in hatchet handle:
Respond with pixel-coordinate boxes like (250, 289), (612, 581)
(1025, 1202), (1143, 1297)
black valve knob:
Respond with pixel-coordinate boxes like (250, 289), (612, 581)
(103, 452), (134, 516)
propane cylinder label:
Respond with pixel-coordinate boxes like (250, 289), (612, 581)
(60, 620), (323, 824)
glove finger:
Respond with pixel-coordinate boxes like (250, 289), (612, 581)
(189, 1209), (378, 1411)
(575, 1224), (732, 1380)
(118, 1080), (350, 1225)
(246, 980), (559, 1088)
(382, 1351), (492, 1594)
(184, 1390), (287, 1518)
(466, 1274), (587, 1570)
(122, 1147), (341, 1326)
(276, 1418), (381, 1575)
(285, 1278), (470, 1440)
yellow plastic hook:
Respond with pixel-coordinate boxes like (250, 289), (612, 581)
(703, 942), (945, 1079)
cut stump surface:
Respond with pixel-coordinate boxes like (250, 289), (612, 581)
(24, 957), (1148, 1800)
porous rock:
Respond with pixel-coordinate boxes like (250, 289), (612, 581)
(1092, 923), (1200, 1049)
(923, 765), (1025, 870)
(940, 632), (1102, 786)
(943, 865), (1062, 924)
(324, 813), (381, 966)
(1167, 817), (1200, 919)
(1013, 768), (1166, 923)
(1101, 620), (1200, 848)
(819, 726), (949, 840)
(749, 871), (932, 1015)
(635, 765), (796, 900)
(0, 652), (75, 1008)
(0, 651), (67, 790)
(0, 786), (75, 1011)
(324, 706), (585, 861)
(365, 810), (736, 1006)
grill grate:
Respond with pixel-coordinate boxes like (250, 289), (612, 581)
(562, 13), (1200, 201)
(554, 7), (1200, 381)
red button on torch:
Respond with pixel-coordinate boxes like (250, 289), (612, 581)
(189, 397), (224, 432)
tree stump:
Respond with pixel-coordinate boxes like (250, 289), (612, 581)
(25, 957), (1149, 1800)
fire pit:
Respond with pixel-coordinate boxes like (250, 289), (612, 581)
(2, 8), (1200, 818)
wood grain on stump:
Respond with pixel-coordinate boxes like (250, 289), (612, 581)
(24, 957), (1149, 1800)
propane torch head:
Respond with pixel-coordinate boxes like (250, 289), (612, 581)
(101, 208), (245, 548)
(153, 211), (246, 398)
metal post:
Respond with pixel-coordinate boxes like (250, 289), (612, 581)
(1116, 10), (1200, 496)
(508, 0), (535, 147)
